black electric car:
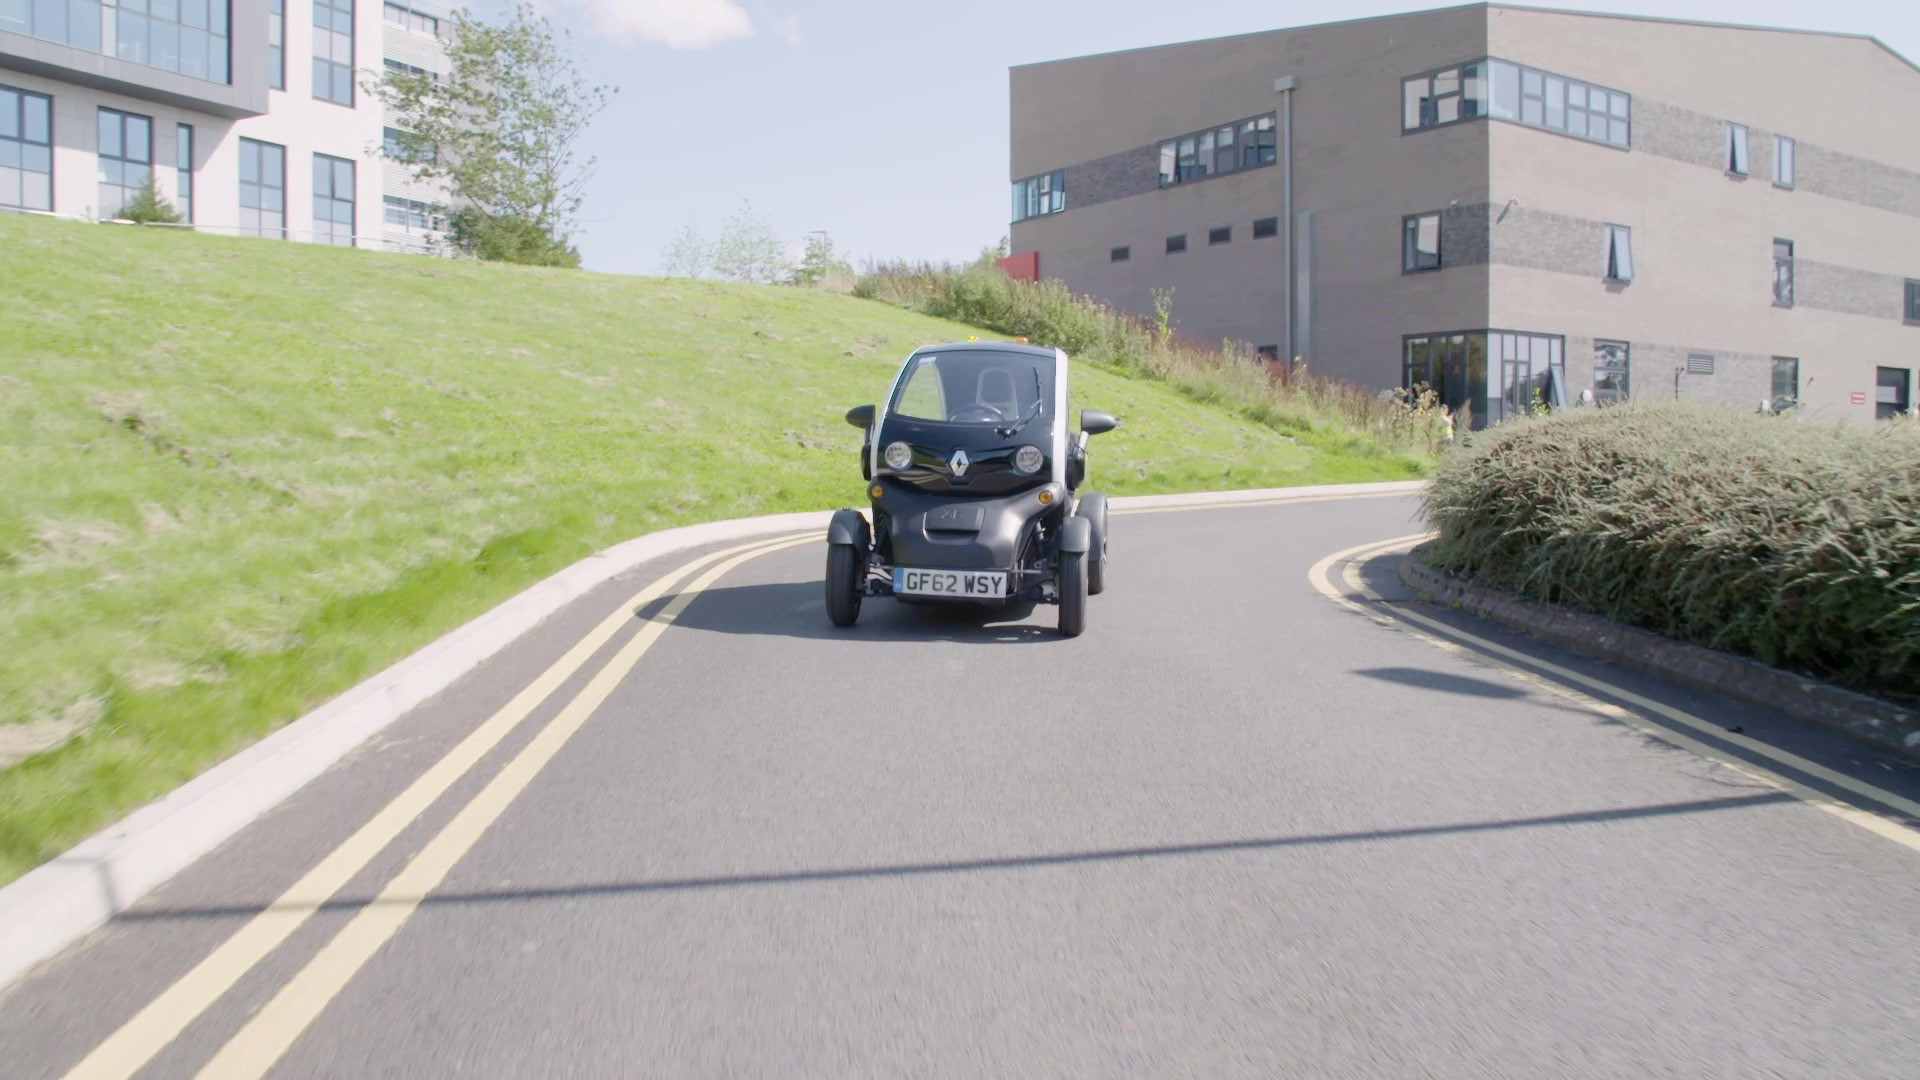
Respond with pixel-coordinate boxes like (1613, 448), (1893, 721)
(825, 341), (1119, 637)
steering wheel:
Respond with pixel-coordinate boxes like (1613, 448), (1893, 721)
(948, 404), (1008, 423)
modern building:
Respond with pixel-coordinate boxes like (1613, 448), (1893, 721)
(1008, 4), (1920, 424)
(0, 0), (452, 253)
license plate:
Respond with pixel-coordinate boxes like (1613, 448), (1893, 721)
(893, 568), (1007, 599)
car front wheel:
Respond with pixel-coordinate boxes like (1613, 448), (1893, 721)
(826, 544), (864, 627)
(1057, 551), (1087, 638)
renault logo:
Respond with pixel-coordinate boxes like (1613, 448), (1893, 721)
(948, 449), (970, 477)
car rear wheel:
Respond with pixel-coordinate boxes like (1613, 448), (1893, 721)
(826, 544), (864, 627)
(1057, 551), (1087, 638)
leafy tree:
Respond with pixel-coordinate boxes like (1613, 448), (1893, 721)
(117, 178), (181, 225)
(710, 201), (789, 284)
(788, 230), (855, 289)
(372, 2), (614, 266)
(662, 222), (709, 278)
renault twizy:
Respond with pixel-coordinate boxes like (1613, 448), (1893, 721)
(825, 341), (1119, 637)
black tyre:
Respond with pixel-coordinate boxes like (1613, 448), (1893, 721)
(826, 544), (864, 627)
(1058, 551), (1087, 638)
(1077, 492), (1110, 596)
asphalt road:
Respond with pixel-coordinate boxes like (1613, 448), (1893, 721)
(4, 492), (1919, 1078)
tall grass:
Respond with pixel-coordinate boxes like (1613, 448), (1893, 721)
(855, 259), (1449, 463)
(1423, 402), (1920, 699)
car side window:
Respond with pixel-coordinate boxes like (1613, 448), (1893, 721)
(894, 357), (946, 421)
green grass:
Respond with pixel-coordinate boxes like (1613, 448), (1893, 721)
(0, 212), (1424, 883)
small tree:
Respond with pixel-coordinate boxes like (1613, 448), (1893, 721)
(662, 222), (709, 278)
(117, 178), (181, 225)
(788, 230), (854, 289)
(372, 2), (614, 266)
(710, 201), (789, 284)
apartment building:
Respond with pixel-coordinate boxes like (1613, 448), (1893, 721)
(1008, 4), (1920, 425)
(0, 0), (452, 253)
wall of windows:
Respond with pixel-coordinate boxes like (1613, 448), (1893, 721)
(238, 137), (284, 238)
(0, 1), (231, 84)
(1404, 331), (1565, 428)
(0, 84), (53, 212)
(313, 0), (354, 106)
(1011, 169), (1064, 223)
(313, 153), (354, 246)
(383, 2), (435, 35)
(1404, 58), (1628, 148)
(96, 107), (151, 219)
(383, 194), (437, 230)
(175, 122), (192, 222)
(1156, 114), (1275, 187)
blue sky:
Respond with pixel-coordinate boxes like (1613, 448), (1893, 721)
(510, 0), (1919, 276)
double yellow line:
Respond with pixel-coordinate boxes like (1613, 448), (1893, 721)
(67, 534), (815, 1080)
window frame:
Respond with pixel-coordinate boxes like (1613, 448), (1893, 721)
(1402, 211), (1442, 274)
(237, 136), (286, 240)
(15, 0), (231, 84)
(1605, 224), (1634, 283)
(1592, 340), (1631, 405)
(1774, 134), (1795, 189)
(1208, 225), (1231, 246)
(176, 122), (193, 223)
(1155, 112), (1276, 188)
(0, 83), (55, 213)
(96, 106), (154, 221)
(1401, 329), (1566, 429)
(1404, 57), (1629, 149)
(1770, 357), (1799, 409)
(1773, 238), (1794, 308)
(312, 151), (356, 247)
(1109, 245), (1130, 263)
(1727, 122), (1750, 176)
(269, 0), (285, 90)
(1905, 280), (1920, 324)
(1165, 233), (1187, 255)
(1252, 216), (1278, 240)
(312, 0), (355, 108)
(1009, 168), (1066, 223)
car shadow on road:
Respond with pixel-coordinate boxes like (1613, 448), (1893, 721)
(1353, 666), (1529, 699)
(649, 580), (1065, 645)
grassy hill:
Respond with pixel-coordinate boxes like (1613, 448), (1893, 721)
(0, 212), (1424, 882)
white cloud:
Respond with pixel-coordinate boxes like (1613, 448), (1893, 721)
(566, 0), (754, 49)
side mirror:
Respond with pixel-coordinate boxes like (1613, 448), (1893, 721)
(1080, 409), (1119, 436)
(845, 404), (875, 429)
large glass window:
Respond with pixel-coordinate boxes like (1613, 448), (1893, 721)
(1593, 341), (1630, 405)
(0, 85), (54, 212)
(1410, 58), (1627, 148)
(1405, 331), (1562, 429)
(1010, 169), (1065, 223)
(1494, 332), (1566, 423)
(238, 137), (285, 239)
(269, 0), (284, 89)
(1155, 113), (1275, 188)
(313, 153), (354, 246)
(1774, 239), (1794, 307)
(1606, 225), (1633, 282)
(97, 107), (151, 219)
(383, 194), (439, 231)
(1771, 357), (1799, 411)
(313, 0), (354, 106)
(888, 350), (1055, 428)
(176, 122), (192, 223)
(8, 0), (227, 83)
(1403, 212), (1441, 272)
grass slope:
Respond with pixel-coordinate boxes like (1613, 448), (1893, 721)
(0, 213), (1420, 882)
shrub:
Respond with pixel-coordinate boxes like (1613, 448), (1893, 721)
(116, 178), (182, 225)
(448, 207), (581, 268)
(1422, 402), (1920, 699)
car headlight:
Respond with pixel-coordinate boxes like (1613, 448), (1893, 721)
(883, 441), (913, 470)
(1014, 445), (1045, 474)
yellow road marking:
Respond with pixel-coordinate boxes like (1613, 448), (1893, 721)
(1310, 535), (1920, 854)
(195, 536), (815, 1079)
(64, 533), (812, 1080)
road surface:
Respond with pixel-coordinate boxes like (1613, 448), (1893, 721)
(4, 491), (1918, 1078)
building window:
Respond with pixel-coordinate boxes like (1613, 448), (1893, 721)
(384, 2), (436, 34)
(385, 58), (435, 80)
(1771, 357), (1799, 410)
(176, 122), (193, 223)
(1409, 58), (1627, 147)
(1493, 331), (1566, 423)
(1156, 113), (1275, 187)
(1727, 123), (1750, 175)
(383, 194), (439, 231)
(1774, 135), (1795, 188)
(1109, 245), (1129, 263)
(313, 0), (355, 106)
(1403, 212), (1441, 272)
(9, 0), (230, 83)
(1010, 169), (1065, 223)
(1256, 345), (1280, 363)
(1208, 226), (1231, 246)
(1686, 353), (1716, 375)
(1906, 280), (1920, 323)
(1876, 366), (1912, 420)
(1166, 234), (1186, 254)
(383, 126), (435, 163)
(0, 84), (54, 212)
(1252, 216), (1278, 239)
(97, 108), (152, 220)
(1773, 239), (1794, 307)
(1404, 331), (1565, 428)
(1605, 224), (1633, 282)
(1593, 340), (1630, 404)
(269, 0), (285, 89)
(238, 137), (285, 239)
(313, 153), (355, 246)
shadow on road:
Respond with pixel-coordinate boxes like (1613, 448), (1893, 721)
(651, 580), (1064, 645)
(1353, 666), (1528, 699)
(116, 792), (1793, 923)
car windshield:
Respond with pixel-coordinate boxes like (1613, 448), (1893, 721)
(890, 350), (1055, 427)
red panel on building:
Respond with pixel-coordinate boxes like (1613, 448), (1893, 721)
(999, 251), (1039, 282)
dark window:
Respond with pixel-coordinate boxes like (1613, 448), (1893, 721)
(1407, 331), (1560, 429)
(1252, 216), (1278, 239)
(1592, 340), (1630, 404)
(1166, 234), (1187, 254)
(1403, 212), (1441, 272)
(1208, 226), (1230, 246)
(1877, 366), (1912, 420)
(1256, 345), (1280, 363)
(0, 84), (54, 212)
(176, 123), (193, 223)
(1773, 239), (1794, 307)
(97, 108), (152, 220)
(1771, 357), (1799, 410)
(1606, 224), (1633, 282)
(1109, 246), (1130, 263)
(1905, 280), (1920, 323)
(313, 0), (355, 106)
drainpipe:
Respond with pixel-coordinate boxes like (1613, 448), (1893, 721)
(1275, 76), (1298, 367)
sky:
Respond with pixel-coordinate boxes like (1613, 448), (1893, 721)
(498, 0), (1920, 276)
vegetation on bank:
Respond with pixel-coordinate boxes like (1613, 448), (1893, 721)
(0, 213), (1426, 883)
(1422, 403), (1920, 700)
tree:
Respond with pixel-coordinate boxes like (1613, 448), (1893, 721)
(662, 222), (709, 278)
(788, 230), (855, 289)
(116, 178), (181, 225)
(372, 2), (614, 266)
(710, 201), (789, 284)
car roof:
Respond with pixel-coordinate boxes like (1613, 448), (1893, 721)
(911, 341), (1061, 360)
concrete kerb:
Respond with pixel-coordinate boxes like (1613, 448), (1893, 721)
(0, 481), (1425, 991)
(1396, 544), (1920, 763)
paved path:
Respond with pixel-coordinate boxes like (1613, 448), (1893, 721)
(4, 493), (1918, 1078)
